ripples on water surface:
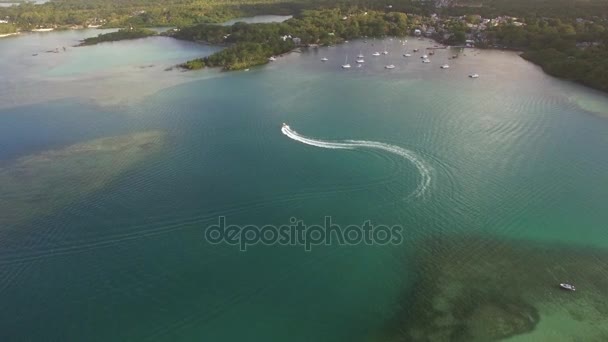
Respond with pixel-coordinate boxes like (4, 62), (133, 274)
(1, 31), (608, 341)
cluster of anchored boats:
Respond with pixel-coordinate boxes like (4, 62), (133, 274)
(316, 40), (480, 77)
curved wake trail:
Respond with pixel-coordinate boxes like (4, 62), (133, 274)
(281, 125), (431, 198)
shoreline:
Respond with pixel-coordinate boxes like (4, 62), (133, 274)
(0, 32), (19, 38)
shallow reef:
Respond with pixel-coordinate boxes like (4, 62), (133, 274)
(383, 235), (608, 341)
(0, 130), (167, 228)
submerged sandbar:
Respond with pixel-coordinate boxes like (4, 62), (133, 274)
(384, 235), (608, 341)
(0, 130), (166, 227)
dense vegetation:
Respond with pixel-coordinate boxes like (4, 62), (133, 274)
(0, 0), (417, 30)
(444, 0), (608, 20)
(78, 27), (156, 45)
(480, 18), (608, 91)
(177, 9), (412, 70)
(0, 0), (293, 29)
(0, 23), (18, 34)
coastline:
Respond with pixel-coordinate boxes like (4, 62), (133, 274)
(0, 32), (19, 38)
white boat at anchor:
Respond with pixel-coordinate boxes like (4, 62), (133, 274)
(559, 283), (576, 291)
(342, 55), (351, 69)
(422, 58), (431, 63)
(385, 64), (395, 69)
(440, 64), (450, 69)
(469, 73), (479, 78)
(268, 56), (277, 61)
(321, 57), (328, 62)
(372, 52), (381, 56)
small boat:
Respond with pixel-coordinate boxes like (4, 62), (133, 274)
(422, 59), (431, 63)
(357, 52), (364, 58)
(244, 68), (250, 71)
(382, 50), (389, 55)
(413, 48), (419, 52)
(32, 53), (38, 56)
(421, 54), (428, 59)
(385, 64), (395, 69)
(372, 52), (381, 56)
(356, 58), (365, 63)
(469, 73), (479, 78)
(440, 64), (449, 69)
(342, 55), (351, 69)
(559, 283), (576, 291)
(403, 53), (411, 57)
(321, 57), (328, 62)
(268, 56), (276, 61)
(429, 51), (435, 56)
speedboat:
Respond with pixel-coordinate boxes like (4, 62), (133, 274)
(356, 58), (365, 63)
(559, 283), (576, 291)
(282, 122), (289, 129)
(403, 53), (411, 57)
(268, 56), (276, 61)
(372, 52), (381, 56)
(440, 64), (450, 69)
(469, 73), (479, 78)
(321, 57), (328, 62)
(385, 64), (395, 69)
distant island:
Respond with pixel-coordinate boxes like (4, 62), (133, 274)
(1, 0), (607, 92)
(78, 28), (157, 46)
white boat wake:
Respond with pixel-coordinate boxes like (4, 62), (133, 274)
(281, 124), (431, 198)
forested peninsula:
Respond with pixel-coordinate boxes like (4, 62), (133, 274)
(78, 28), (157, 46)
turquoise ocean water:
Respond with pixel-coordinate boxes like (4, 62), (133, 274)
(1, 24), (608, 341)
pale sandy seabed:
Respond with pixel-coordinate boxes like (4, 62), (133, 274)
(567, 91), (608, 118)
(0, 66), (222, 111)
(381, 235), (608, 342)
(0, 130), (167, 228)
